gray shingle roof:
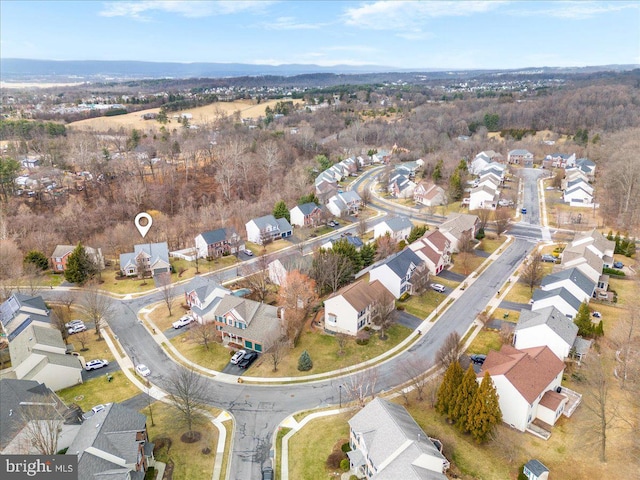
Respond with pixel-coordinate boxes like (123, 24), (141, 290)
(516, 306), (578, 346)
(294, 202), (320, 216)
(384, 216), (414, 233)
(532, 287), (582, 312)
(540, 267), (595, 298)
(524, 459), (549, 476)
(213, 295), (281, 345)
(198, 228), (236, 245)
(68, 403), (147, 478)
(349, 397), (446, 480)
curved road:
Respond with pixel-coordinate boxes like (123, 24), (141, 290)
(43, 168), (545, 480)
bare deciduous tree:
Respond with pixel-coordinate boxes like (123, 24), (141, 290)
(167, 368), (209, 441)
(189, 321), (218, 350)
(265, 334), (289, 372)
(375, 234), (397, 261)
(458, 229), (475, 254)
(311, 250), (353, 294)
(74, 330), (90, 351)
(241, 253), (270, 302)
(158, 274), (176, 317)
(17, 395), (66, 455)
(336, 333), (349, 356)
(521, 254), (544, 293)
(342, 370), (379, 409)
(494, 208), (511, 237)
(475, 208), (492, 231)
(278, 270), (318, 346)
(371, 290), (398, 340)
(81, 282), (114, 339)
(399, 357), (433, 404)
(435, 332), (462, 370)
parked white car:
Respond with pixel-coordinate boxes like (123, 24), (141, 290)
(135, 364), (151, 377)
(85, 359), (109, 371)
(65, 319), (85, 329)
(172, 315), (194, 329)
(82, 404), (107, 420)
(68, 324), (87, 335)
(430, 283), (446, 293)
(230, 350), (247, 365)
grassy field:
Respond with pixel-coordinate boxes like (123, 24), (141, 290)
(170, 335), (231, 372)
(449, 253), (485, 276)
(57, 371), (140, 411)
(69, 330), (116, 362)
(491, 308), (520, 323)
(67, 99), (303, 133)
(479, 236), (507, 254)
(467, 328), (503, 354)
(401, 291), (447, 319)
(288, 412), (351, 480)
(504, 281), (534, 304)
(146, 402), (218, 480)
(147, 302), (191, 332)
(246, 324), (411, 377)
(245, 239), (292, 255)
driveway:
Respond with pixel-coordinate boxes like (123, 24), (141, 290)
(438, 269), (466, 282)
(397, 311), (422, 330)
(499, 300), (531, 312)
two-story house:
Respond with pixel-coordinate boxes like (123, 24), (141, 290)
(373, 216), (413, 242)
(184, 276), (231, 324)
(369, 248), (424, 299)
(50, 244), (105, 273)
(409, 229), (451, 275)
(194, 228), (244, 259)
(513, 306), (579, 360)
(326, 191), (362, 218)
(508, 149), (534, 165)
(438, 213), (480, 252)
(348, 397), (448, 480)
(289, 202), (322, 227)
(324, 280), (390, 336)
(120, 242), (171, 278)
(245, 214), (293, 245)
(67, 403), (155, 480)
(413, 182), (445, 207)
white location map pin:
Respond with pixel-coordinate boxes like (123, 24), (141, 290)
(134, 212), (153, 238)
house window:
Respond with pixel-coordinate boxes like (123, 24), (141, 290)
(245, 340), (253, 349)
(327, 314), (337, 324)
(254, 343), (262, 352)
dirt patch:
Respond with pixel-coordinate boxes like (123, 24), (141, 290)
(163, 459), (174, 480)
(201, 446), (211, 454)
(153, 437), (172, 455)
(180, 431), (201, 443)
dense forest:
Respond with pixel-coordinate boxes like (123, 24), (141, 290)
(1, 71), (640, 283)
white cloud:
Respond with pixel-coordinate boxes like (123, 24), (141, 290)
(510, 1), (639, 20)
(343, 1), (508, 30)
(100, 0), (274, 20)
(262, 16), (323, 30)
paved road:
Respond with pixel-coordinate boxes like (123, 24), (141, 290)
(39, 167), (547, 479)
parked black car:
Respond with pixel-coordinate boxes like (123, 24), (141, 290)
(470, 354), (487, 365)
(238, 351), (258, 369)
(541, 254), (557, 263)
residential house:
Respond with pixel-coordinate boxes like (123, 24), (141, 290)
(414, 182), (445, 207)
(479, 345), (567, 432)
(50, 245), (105, 273)
(268, 251), (312, 286)
(477, 172), (502, 190)
(409, 230), (451, 275)
(438, 213), (480, 252)
(563, 179), (594, 207)
(290, 202), (322, 227)
(388, 172), (417, 199)
(508, 149), (534, 165)
(544, 153), (576, 169)
(348, 397), (448, 480)
(371, 149), (391, 164)
(324, 280), (390, 336)
(315, 180), (339, 205)
(531, 287), (582, 319)
(523, 459), (549, 480)
(469, 153), (491, 175)
(479, 162), (506, 180)
(326, 191), (362, 218)
(469, 185), (499, 211)
(120, 242), (171, 278)
(9, 322), (83, 391)
(540, 267), (595, 303)
(373, 216), (414, 241)
(561, 169), (589, 191)
(195, 228), (244, 259)
(1, 293), (52, 341)
(321, 234), (365, 252)
(211, 295), (283, 352)
(67, 402), (154, 480)
(394, 159), (424, 177)
(560, 250), (602, 286)
(576, 157), (596, 180)
(514, 306), (579, 360)
(369, 248), (424, 299)
(184, 276), (231, 324)
(0, 379), (82, 455)
(245, 214), (293, 245)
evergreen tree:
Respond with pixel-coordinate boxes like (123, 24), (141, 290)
(475, 227), (485, 240)
(452, 365), (479, 432)
(297, 350), (313, 371)
(606, 230), (613, 241)
(614, 232), (621, 254)
(359, 243), (377, 268)
(574, 301), (593, 337)
(436, 361), (463, 421)
(273, 200), (290, 222)
(448, 169), (463, 201)
(432, 159), (444, 184)
(332, 238), (363, 271)
(64, 243), (95, 285)
(298, 193), (319, 205)
(24, 250), (49, 271)
(467, 372), (502, 443)
(594, 320), (604, 338)
(407, 225), (427, 244)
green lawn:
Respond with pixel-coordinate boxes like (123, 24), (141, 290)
(146, 402), (218, 480)
(491, 308), (520, 323)
(449, 253), (485, 276)
(401, 291), (443, 319)
(246, 324), (411, 378)
(57, 371), (140, 411)
(169, 336), (231, 372)
(504, 281), (534, 304)
(288, 413), (350, 480)
(467, 328), (503, 355)
(68, 330), (116, 362)
(479, 236), (507, 254)
(245, 239), (292, 255)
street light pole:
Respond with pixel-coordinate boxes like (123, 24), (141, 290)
(339, 385), (342, 408)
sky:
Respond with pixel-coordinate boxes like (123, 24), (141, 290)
(1, 0), (639, 70)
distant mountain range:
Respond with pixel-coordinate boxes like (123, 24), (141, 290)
(1, 58), (638, 82)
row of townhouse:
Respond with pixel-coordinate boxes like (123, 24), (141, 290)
(480, 230), (615, 435)
(468, 161), (507, 211)
(2, 379), (156, 479)
(561, 161), (597, 207)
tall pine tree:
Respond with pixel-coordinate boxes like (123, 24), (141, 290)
(436, 361), (463, 421)
(452, 364), (479, 432)
(273, 200), (290, 222)
(64, 243), (95, 285)
(467, 372), (502, 443)
(574, 301), (592, 337)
